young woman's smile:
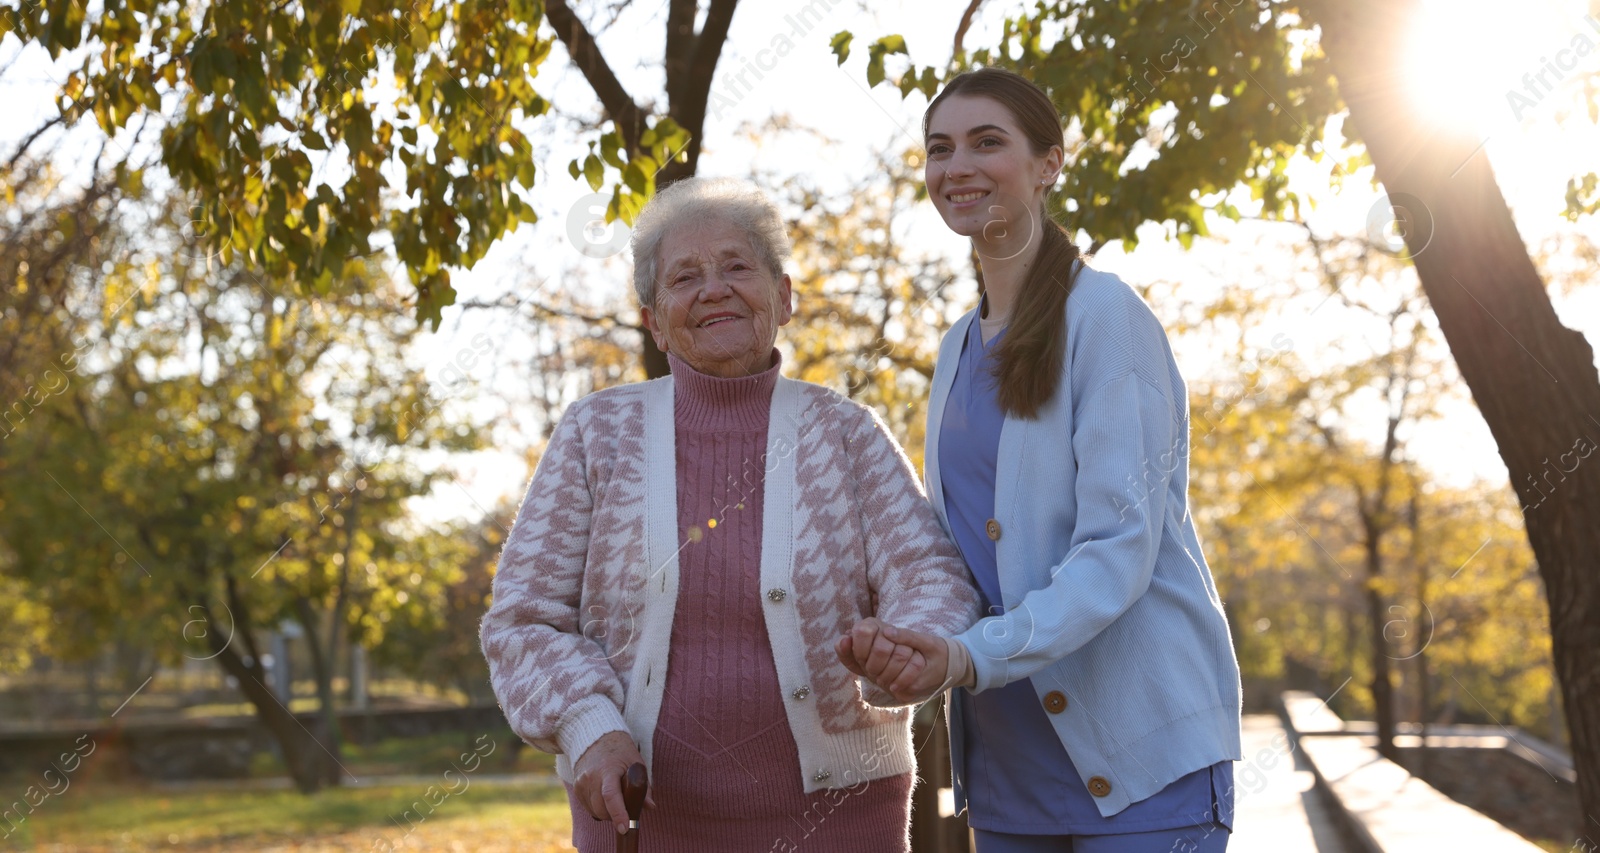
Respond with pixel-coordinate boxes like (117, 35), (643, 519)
(924, 95), (1056, 245)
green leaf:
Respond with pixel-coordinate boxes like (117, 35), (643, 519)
(416, 270), (455, 329)
(865, 35), (909, 89)
(582, 154), (604, 192)
(867, 55), (886, 88)
(600, 131), (624, 168)
(606, 185), (622, 223)
(618, 189), (644, 226)
(830, 31), (853, 65)
(622, 160), (651, 195)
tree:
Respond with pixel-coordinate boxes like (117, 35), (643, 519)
(1, 1), (699, 354)
(1305, 7), (1600, 829)
(1, 142), (152, 678)
(844, 0), (1600, 828)
(0, 189), (484, 792)
(371, 510), (506, 706)
(1293, 229), (1455, 759)
(1163, 231), (1556, 747)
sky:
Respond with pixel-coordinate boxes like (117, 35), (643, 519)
(2, 0), (1597, 523)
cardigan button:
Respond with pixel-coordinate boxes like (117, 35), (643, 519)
(985, 518), (1002, 541)
(767, 588), (787, 603)
(792, 686), (811, 700)
(1043, 691), (1068, 714)
(1087, 776), (1112, 797)
(813, 769), (832, 782)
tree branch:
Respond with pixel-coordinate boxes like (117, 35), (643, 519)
(459, 296), (645, 332)
(669, 0), (738, 177)
(663, 0), (697, 106)
(687, 0), (738, 95)
(544, 0), (649, 148)
(4, 115), (66, 173)
(953, 0), (986, 59)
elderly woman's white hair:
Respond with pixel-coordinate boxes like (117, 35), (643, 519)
(629, 177), (793, 306)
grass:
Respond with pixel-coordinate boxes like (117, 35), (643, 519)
(0, 731), (571, 851)
(1, 778), (579, 852)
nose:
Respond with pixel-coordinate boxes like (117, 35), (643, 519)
(937, 147), (976, 184)
(697, 269), (734, 301)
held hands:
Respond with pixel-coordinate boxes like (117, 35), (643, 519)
(572, 730), (654, 834)
(836, 618), (971, 705)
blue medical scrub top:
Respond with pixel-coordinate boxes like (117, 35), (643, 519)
(937, 303), (1233, 835)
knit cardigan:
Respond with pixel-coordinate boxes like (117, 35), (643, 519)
(481, 372), (982, 793)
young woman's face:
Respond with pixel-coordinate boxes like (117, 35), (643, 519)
(924, 94), (1060, 245)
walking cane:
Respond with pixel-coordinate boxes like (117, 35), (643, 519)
(618, 761), (648, 853)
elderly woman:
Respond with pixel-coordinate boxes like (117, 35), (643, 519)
(480, 177), (981, 852)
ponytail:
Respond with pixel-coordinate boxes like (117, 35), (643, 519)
(987, 216), (1081, 419)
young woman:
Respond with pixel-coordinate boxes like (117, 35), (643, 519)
(837, 68), (1242, 852)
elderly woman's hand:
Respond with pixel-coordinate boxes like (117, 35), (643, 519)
(837, 617), (926, 690)
(838, 620), (974, 705)
(573, 731), (652, 834)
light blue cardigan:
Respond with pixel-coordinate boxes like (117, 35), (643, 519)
(926, 261), (1243, 818)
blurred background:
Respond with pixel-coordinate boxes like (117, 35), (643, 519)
(1, 0), (1597, 850)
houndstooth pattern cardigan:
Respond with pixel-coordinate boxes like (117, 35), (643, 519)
(480, 373), (982, 792)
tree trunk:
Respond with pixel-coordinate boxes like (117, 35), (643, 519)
(1410, 489), (1430, 777)
(190, 573), (332, 794)
(1313, 0), (1600, 833)
(197, 595), (328, 794)
(1365, 538), (1398, 761)
(295, 596), (345, 788)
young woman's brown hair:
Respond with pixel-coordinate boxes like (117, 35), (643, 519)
(924, 68), (1082, 419)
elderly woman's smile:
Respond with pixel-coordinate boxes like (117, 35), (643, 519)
(641, 218), (794, 379)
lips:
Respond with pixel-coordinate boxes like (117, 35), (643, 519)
(697, 313), (742, 328)
(946, 189), (990, 205)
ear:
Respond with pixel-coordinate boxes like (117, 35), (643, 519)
(1041, 143), (1064, 186)
(640, 303), (671, 352)
(775, 273), (795, 327)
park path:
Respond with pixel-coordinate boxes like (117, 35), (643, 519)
(1228, 713), (1349, 852)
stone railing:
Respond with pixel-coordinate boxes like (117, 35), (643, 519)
(1280, 691), (1546, 852)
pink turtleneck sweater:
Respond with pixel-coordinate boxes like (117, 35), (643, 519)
(567, 351), (912, 852)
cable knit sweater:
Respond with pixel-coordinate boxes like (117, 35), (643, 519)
(480, 357), (982, 798)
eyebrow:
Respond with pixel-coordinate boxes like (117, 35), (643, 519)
(925, 124), (1012, 142)
(664, 245), (750, 272)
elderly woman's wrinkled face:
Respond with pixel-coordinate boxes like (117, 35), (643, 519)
(642, 218), (793, 378)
